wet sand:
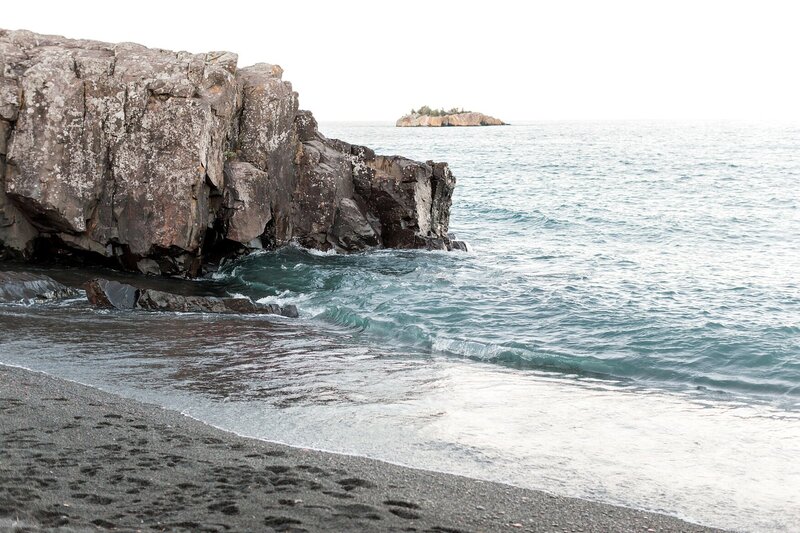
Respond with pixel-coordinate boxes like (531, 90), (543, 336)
(0, 364), (721, 532)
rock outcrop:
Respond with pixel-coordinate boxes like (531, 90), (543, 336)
(0, 30), (461, 277)
(396, 112), (506, 127)
(0, 271), (76, 302)
(85, 278), (298, 317)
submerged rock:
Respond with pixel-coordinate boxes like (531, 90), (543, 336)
(396, 112), (506, 127)
(84, 278), (298, 317)
(0, 271), (76, 302)
(0, 29), (460, 276)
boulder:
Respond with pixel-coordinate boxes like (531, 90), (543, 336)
(0, 271), (76, 302)
(84, 278), (297, 317)
(84, 278), (138, 309)
(220, 298), (298, 318)
(135, 289), (236, 313)
(0, 29), (460, 276)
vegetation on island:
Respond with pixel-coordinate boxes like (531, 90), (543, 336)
(410, 106), (472, 117)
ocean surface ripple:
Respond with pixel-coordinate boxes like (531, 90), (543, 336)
(220, 121), (800, 402)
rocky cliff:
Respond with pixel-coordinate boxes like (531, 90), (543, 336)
(396, 112), (506, 127)
(0, 30), (460, 277)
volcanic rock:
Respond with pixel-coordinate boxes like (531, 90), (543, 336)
(0, 271), (76, 302)
(84, 278), (138, 309)
(0, 29), (460, 276)
(84, 278), (297, 317)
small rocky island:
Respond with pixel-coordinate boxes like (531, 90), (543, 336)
(396, 106), (506, 127)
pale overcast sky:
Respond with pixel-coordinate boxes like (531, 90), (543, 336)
(4, 0), (799, 121)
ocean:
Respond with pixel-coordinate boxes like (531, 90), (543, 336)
(1, 121), (799, 531)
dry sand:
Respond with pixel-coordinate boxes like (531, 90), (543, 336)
(0, 364), (721, 532)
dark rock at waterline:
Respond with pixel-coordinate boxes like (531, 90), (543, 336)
(292, 111), (460, 252)
(217, 297), (299, 318)
(0, 29), (459, 277)
(281, 304), (299, 318)
(84, 278), (298, 317)
(444, 233), (469, 252)
(135, 288), (299, 317)
(0, 271), (76, 302)
(135, 289), (235, 313)
(449, 240), (469, 252)
(84, 278), (139, 310)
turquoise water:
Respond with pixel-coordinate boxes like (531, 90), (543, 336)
(223, 121), (800, 402)
(2, 121), (799, 531)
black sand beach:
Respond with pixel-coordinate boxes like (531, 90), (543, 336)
(0, 364), (720, 532)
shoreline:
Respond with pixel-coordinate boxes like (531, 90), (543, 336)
(0, 364), (721, 532)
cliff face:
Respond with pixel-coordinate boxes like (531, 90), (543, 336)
(396, 112), (505, 127)
(0, 30), (459, 276)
